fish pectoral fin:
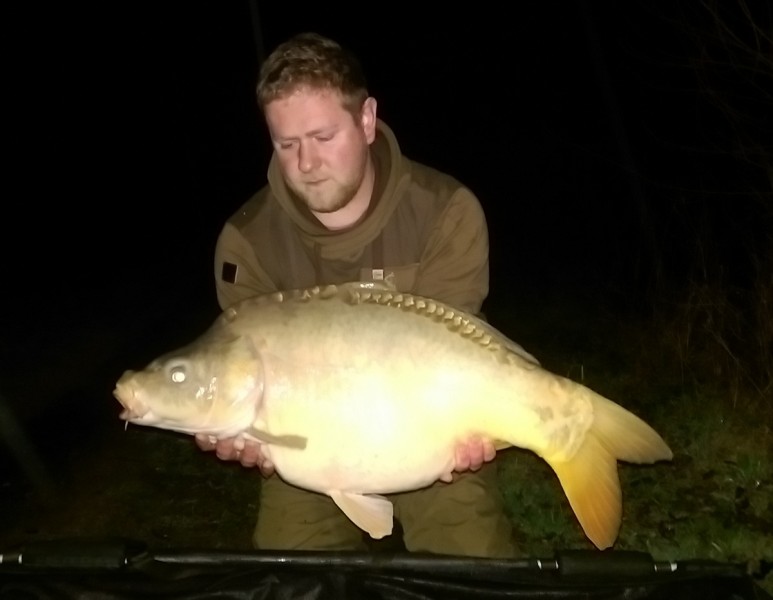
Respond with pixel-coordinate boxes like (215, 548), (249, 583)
(328, 490), (393, 539)
(246, 427), (307, 449)
(546, 431), (621, 551)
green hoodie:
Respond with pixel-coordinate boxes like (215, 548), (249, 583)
(214, 119), (489, 314)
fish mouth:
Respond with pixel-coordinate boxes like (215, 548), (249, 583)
(113, 381), (150, 421)
(118, 406), (146, 421)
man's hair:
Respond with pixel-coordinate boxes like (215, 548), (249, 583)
(257, 32), (369, 115)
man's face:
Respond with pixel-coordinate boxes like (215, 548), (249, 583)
(264, 88), (376, 214)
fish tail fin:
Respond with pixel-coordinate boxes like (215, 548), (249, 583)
(588, 391), (673, 464)
(546, 391), (673, 550)
(546, 431), (622, 550)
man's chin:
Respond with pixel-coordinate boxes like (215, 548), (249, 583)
(300, 191), (352, 214)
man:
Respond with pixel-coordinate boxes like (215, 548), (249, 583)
(196, 32), (516, 557)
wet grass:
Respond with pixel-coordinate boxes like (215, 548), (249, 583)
(490, 291), (773, 593)
(497, 391), (772, 584)
(0, 426), (259, 552)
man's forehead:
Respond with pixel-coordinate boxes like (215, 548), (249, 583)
(265, 88), (356, 136)
(267, 85), (347, 110)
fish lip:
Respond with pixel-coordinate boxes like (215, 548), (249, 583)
(113, 385), (149, 420)
(119, 407), (142, 421)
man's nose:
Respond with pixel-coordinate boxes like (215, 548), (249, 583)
(298, 141), (319, 173)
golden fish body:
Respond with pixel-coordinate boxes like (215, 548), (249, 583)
(114, 282), (672, 549)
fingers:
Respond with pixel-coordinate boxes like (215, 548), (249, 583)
(235, 439), (260, 467)
(454, 442), (472, 473)
(193, 435), (274, 476)
(481, 438), (496, 463)
(194, 433), (217, 451)
(453, 436), (497, 474)
(258, 458), (275, 478)
(241, 442), (275, 476)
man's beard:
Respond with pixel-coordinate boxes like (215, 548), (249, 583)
(294, 176), (362, 214)
(290, 150), (369, 214)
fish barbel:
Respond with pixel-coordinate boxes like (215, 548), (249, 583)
(113, 282), (672, 549)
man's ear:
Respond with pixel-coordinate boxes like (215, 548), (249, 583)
(361, 97), (377, 144)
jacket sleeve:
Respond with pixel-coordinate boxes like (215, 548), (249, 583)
(413, 188), (490, 315)
(213, 222), (278, 310)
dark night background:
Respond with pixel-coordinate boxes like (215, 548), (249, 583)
(1, 1), (770, 529)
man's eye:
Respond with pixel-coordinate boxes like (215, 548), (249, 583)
(317, 136), (332, 142)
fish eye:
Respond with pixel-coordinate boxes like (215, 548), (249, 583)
(170, 366), (186, 383)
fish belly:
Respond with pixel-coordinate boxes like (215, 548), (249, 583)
(117, 283), (673, 548)
(249, 307), (550, 495)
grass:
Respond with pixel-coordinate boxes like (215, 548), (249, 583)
(488, 284), (773, 593)
(496, 390), (772, 571)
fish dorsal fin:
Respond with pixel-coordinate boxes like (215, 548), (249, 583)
(246, 427), (307, 449)
(243, 282), (540, 366)
(340, 282), (541, 367)
(328, 490), (394, 539)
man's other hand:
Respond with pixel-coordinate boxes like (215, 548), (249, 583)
(194, 434), (275, 477)
(439, 436), (497, 483)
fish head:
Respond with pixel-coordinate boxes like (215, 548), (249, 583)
(113, 330), (263, 438)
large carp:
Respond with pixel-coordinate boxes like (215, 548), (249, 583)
(114, 282), (672, 550)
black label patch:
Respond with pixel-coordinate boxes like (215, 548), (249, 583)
(221, 262), (238, 284)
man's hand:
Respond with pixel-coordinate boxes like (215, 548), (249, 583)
(196, 433), (496, 483)
(439, 436), (497, 483)
(194, 434), (275, 477)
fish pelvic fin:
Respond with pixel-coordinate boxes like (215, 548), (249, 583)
(546, 391), (673, 550)
(246, 427), (307, 449)
(328, 490), (394, 539)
